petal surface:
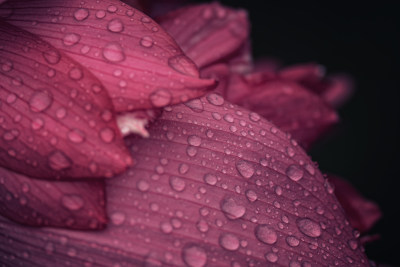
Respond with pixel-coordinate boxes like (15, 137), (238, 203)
(0, 21), (131, 179)
(158, 3), (249, 69)
(0, 94), (368, 266)
(232, 77), (339, 148)
(0, 0), (215, 112)
(0, 167), (106, 229)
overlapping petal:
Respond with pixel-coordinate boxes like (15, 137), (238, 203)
(158, 3), (249, 69)
(0, 21), (131, 179)
(0, 167), (106, 230)
(0, 94), (369, 266)
(0, 0), (215, 112)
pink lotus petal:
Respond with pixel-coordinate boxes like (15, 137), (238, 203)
(0, 166), (106, 229)
(158, 3), (249, 69)
(0, 0), (215, 112)
(233, 78), (339, 148)
(0, 21), (131, 179)
(329, 175), (381, 234)
(0, 94), (368, 266)
(279, 63), (326, 82)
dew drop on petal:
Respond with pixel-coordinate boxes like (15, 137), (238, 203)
(103, 43), (125, 62)
(249, 112), (260, 122)
(169, 176), (186, 192)
(107, 18), (124, 33)
(255, 224), (278, 244)
(48, 150), (72, 171)
(74, 8), (89, 21)
(203, 173), (217, 185)
(286, 164), (304, 181)
(149, 89), (172, 107)
(137, 180), (149, 192)
(182, 245), (207, 267)
(178, 163), (189, 174)
(297, 218), (322, 237)
(187, 135), (202, 147)
(61, 194), (84, 211)
(265, 252), (278, 263)
(29, 90), (52, 112)
(95, 10), (106, 19)
(168, 55), (198, 77)
(69, 67), (83, 80)
(43, 50), (61, 64)
(236, 160), (254, 179)
(99, 127), (115, 143)
(221, 198), (246, 220)
(286, 236), (300, 247)
(196, 219), (209, 233)
(184, 99), (204, 113)
(245, 190), (258, 202)
(31, 118), (44, 130)
(140, 36), (154, 48)
(67, 129), (85, 143)
(206, 93), (224, 106)
(63, 33), (80, 46)
(160, 221), (173, 234)
(219, 233), (240, 251)
(110, 211), (126, 225)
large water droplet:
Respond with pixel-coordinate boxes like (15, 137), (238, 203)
(297, 218), (322, 237)
(43, 50), (61, 64)
(178, 163), (189, 174)
(140, 36), (154, 48)
(107, 18), (124, 33)
(286, 236), (300, 247)
(29, 90), (53, 112)
(160, 221), (173, 234)
(249, 112), (260, 122)
(196, 219), (209, 233)
(245, 190), (258, 202)
(168, 55), (198, 77)
(182, 245), (207, 267)
(61, 194), (84, 210)
(95, 10), (106, 19)
(137, 180), (150, 192)
(219, 233), (240, 251)
(187, 135), (202, 147)
(254, 224), (278, 244)
(286, 164), (304, 181)
(69, 67), (83, 80)
(99, 127), (115, 143)
(184, 99), (204, 113)
(149, 89), (172, 107)
(67, 129), (85, 143)
(63, 33), (80, 46)
(206, 93), (224, 106)
(48, 150), (72, 170)
(265, 252), (278, 263)
(74, 8), (89, 21)
(31, 118), (44, 130)
(203, 173), (217, 185)
(221, 198), (246, 220)
(169, 176), (186, 192)
(110, 211), (126, 225)
(236, 160), (254, 179)
(103, 43), (125, 62)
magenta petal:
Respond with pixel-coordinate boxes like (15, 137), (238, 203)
(235, 79), (339, 148)
(158, 3), (249, 69)
(1, 0), (215, 112)
(0, 21), (131, 179)
(0, 166), (106, 229)
(0, 94), (368, 266)
(329, 175), (381, 234)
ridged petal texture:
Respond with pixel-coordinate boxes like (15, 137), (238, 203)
(0, 94), (368, 266)
(0, 21), (131, 179)
(0, 0), (215, 112)
(0, 166), (107, 229)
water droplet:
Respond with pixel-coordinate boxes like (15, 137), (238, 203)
(286, 165), (304, 181)
(186, 146), (198, 157)
(61, 194), (84, 210)
(110, 211), (126, 225)
(206, 93), (224, 106)
(95, 10), (106, 19)
(48, 150), (72, 170)
(1, 60), (12, 72)
(92, 84), (103, 94)
(169, 176), (186, 192)
(265, 252), (278, 263)
(254, 224), (278, 244)
(63, 33), (80, 46)
(56, 107), (67, 119)
(74, 8), (89, 21)
(182, 245), (207, 267)
(223, 114), (234, 123)
(168, 55), (198, 77)
(219, 233), (240, 251)
(203, 173), (217, 185)
(249, 112), (260, 122)
(67, 129), (85, 143)
(160, 221), (173, 234)
(43, 50), (61, 64)
(245, 190), (258, 202)
(221, 198), (246, 220)
(31, 118), (44, 130)
(178, 163), (189, 174)
(69, 67), (83, 80)
(107, 5), (117, 13)
(184, 99), (204, 113)
(286, 236), (300, 247)
(6, 93), (17, 104)
(99, 127), (115, 143)
(137, 180), (149, 192)
(196, 219), (209, 233)
(103, 42), (125, 62)
(149, 89), (172, 107)
(107, 19), (124, 33)
(235, 160), (254, 179)
(140, 36), (154, 48)
(187, 135), (202, 147)
(297, 218), (321, 237)
(348, 239), (358, 250)
(29, 90), (53, 112)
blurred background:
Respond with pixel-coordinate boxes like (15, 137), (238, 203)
(190, 1), (399, 265)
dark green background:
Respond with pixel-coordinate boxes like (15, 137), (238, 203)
(191, 1), (399, 265)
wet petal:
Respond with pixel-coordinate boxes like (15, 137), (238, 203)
(0, 21), (131, 179)
(0, 0), (215, 112)
(329, 175), (381, 233)
(0, 94), (368, 266)
(0, 167), (106, 229)
(158, 3), (249, 69)
(233, 78), (339, 148)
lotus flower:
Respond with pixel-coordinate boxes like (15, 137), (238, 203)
(0, 0), (380, 266)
